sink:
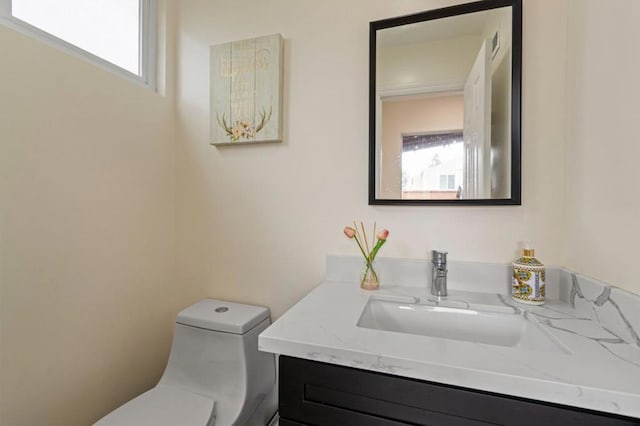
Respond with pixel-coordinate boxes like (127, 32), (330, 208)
(357, 297), (567, 353)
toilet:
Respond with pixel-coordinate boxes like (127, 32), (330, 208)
(95, 299), (278, 426)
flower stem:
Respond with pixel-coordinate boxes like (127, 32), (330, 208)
(372, 222), (377, 250)
(360, 221), (370, 255)
(353, 235), (369, 261)
(369, 239), (386, 262)
(353, 221), (363, 246)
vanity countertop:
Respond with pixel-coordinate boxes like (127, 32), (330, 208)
(259, 267), (640, 419)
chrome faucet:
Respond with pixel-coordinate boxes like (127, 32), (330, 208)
(431, 250), (448, 297)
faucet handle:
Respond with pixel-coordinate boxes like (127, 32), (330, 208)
(431, 250), (448, 265)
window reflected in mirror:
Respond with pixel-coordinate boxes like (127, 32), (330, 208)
(401, 130), (463, 200)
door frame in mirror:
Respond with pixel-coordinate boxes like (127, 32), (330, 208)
(369, 0), (522, 206)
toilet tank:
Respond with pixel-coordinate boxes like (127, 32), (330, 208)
(158, 300), (276, 424)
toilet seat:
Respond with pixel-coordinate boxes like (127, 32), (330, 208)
(95, 384), (216, 426)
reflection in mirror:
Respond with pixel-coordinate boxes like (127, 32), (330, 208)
(370, 0), (521, 205)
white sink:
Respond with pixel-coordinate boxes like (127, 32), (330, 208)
(357, 298), (567, 353)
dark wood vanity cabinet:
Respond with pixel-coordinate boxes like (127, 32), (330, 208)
(279, 356), (639, 426)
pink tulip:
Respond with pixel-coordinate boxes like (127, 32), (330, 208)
(344, 226), (357, 238)
(377, 229), (389, 241)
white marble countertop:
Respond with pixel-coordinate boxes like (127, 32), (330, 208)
(259, 258), (640, 419)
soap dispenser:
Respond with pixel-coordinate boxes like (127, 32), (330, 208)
(512, 243), (545, 305)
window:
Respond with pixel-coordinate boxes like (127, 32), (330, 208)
(401, 131), (463, 197)
(0, 0), (156, 88)
(439, 175), (456, 190)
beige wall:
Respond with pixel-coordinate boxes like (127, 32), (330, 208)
(175, 0), (568, 319)
(380, 94), (463, 198)
(5, 0), (640, 424)
(0, 3), (189, 424)
(564, 0), (640, 294)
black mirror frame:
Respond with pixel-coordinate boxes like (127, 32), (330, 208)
(369, 0), (522, 206)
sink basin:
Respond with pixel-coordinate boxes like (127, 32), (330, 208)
(357, 298), (567, 353)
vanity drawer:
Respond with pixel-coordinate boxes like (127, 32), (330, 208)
(279, 356), (639, 426)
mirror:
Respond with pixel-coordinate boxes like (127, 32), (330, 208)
(369, 0), (522, 205)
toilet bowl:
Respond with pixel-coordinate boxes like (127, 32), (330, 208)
(95, 299), (278, 426)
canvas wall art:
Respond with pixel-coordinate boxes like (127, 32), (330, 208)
(210, 34), (283, 145)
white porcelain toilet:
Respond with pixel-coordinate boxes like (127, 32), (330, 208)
(95, 299), (278, 426)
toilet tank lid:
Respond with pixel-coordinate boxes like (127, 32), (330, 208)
(176, 299), (270, 334)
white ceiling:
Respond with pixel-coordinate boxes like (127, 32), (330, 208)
(378, 6), (510, 47)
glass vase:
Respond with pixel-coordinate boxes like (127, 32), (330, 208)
(360, 261), (380, 290)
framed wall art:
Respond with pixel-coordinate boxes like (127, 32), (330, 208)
(210, 34), (284, 145)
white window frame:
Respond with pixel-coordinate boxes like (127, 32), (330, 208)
(0, 0), (157, 90)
